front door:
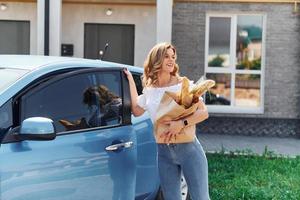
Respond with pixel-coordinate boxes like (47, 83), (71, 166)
(0, 68), (137, 200)
(84, 24), (134, 65)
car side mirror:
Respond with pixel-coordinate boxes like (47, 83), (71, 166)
(18, 117), (56, 141)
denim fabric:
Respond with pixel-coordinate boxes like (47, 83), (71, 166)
(157, 138), (210, 200)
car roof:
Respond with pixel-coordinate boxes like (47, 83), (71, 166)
(0, 55), (143, 73)
(0, 55), (101, 70)
(0, 55), (143, 106)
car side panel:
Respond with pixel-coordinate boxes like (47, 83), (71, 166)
(132, 114), (159, 199)
(0, 126), (137, 200)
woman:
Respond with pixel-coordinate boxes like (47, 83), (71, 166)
(124, 42), (210, 200)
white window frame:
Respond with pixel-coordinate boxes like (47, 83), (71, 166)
(205, 12), (267, 114)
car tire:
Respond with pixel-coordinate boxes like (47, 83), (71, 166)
(155, 175), (191, 200)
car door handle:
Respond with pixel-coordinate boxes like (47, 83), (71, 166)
(105, 141), (134, 151)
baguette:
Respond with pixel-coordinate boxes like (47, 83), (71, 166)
(191, 79), (215, 98)
(180, 77), (193, 108)
(166, 77), (215, 108)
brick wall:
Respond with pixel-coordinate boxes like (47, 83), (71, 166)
(172, 2), (300, 120)
(172, 2), (300, 136)
(197, 116), (300, 138)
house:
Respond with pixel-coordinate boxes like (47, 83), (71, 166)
(0, 0), (299, 137)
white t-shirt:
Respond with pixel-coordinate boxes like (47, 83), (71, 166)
(137, 81), (202, 123)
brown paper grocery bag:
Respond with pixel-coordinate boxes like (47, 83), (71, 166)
(154, 91), (199, 144)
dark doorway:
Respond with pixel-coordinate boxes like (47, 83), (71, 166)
(84, 23), (134, 65)
(0, 20), (30, 54)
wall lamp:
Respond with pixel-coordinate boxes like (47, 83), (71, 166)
(106, 8), (113, 16)
(0, 3), (8, 11)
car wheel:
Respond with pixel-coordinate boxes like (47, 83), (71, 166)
(180, 175), (190, 199)
(155, 174), (191, 200)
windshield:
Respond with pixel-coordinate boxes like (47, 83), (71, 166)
(0, 68), (27, 92)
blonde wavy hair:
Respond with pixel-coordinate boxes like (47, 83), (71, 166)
(143, 42), (180, 87)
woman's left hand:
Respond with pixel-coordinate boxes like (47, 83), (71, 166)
(161, 120), (183, 143)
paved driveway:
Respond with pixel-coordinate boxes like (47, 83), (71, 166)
(198, 133), (300, 157)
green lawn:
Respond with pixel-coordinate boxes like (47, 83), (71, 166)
(207, 151), (300, 200)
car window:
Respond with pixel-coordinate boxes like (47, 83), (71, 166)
(132, 73), (143, 95)
(0, 99), (13, 142)
(20, 70), (123, 133)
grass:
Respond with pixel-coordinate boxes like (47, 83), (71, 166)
(207, 148), (300, 200)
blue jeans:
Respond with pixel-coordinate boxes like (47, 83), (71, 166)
(157, 138), (210, 200)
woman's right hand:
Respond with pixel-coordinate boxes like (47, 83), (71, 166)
(123, 68), (133, 81)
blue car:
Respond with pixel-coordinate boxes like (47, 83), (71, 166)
(0, 55), (189, 200)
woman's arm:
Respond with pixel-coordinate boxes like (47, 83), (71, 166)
(123, 69), (145, 117)
(162, 100), (208, 142)
(182, 100), (209, 126)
